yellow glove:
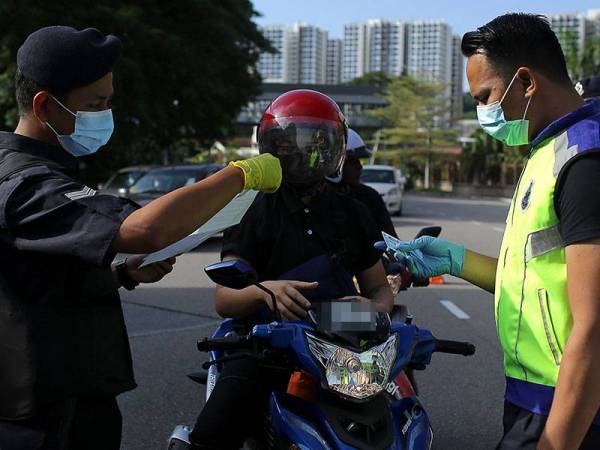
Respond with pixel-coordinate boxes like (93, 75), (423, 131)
(229, 153), (282, 193)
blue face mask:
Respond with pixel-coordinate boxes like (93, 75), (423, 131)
(476, 72), (533, 146)
(46, 95), (114, 157)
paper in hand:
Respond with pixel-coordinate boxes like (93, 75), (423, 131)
(380, 231), (421, 264)
(382, 231), (402, 250)
(139, 190), (258, 267)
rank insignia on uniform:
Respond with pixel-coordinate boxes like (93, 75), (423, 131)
(65, 186), (97, 200)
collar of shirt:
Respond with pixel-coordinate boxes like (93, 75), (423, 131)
(0, 131), (79, 175)
(278, 182), (334, 216)
(529, 98), (600, 150)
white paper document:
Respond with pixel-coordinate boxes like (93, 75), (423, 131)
(140, 190), (258, 267)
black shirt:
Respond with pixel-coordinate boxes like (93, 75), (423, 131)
(0, 132), (138, 417)
(338, 183), (397, 238)
(556, 151), (600, 245)
(221, 185), (382, 282)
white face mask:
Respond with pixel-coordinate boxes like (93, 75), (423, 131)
(46, 94), (114, 157)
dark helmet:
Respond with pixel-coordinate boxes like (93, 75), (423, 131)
(257, 89), (347, 188)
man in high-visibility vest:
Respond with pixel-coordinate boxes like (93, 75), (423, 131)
(381, 13), (600, 450)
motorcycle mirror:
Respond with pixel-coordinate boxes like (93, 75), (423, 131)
(204, 260), (258, 290)
(415, 226), (441, 239)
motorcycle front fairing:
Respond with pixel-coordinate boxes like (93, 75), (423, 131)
(249, 321), (435, 449)
(205, 318), (436, 449)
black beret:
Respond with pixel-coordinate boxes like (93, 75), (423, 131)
(17, 26), (121, 92)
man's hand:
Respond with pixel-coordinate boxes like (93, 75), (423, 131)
(260, 280), (317, 320)
(376, 233), (497, 293)
(229, 153), (282, 193)
(126, 255), (176, 284)
(378, 233), (465, 278)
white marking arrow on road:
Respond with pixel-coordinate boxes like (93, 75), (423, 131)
(440, 300), (471, 319)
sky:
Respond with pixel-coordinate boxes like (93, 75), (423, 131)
(252, 0), (599, 39)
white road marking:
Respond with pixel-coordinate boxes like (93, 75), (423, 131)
(426, 283), (480, 290)
(493, 227), (505, 233)
(470, 220), (482, 226)
(404, 193), (511, 207)
(440, 300), (471, 319)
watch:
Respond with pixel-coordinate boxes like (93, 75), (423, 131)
(115, 259), (139, 291)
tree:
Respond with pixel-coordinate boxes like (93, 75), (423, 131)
(458, 127), (528, 186)
(461, 128), (503, 185)
(370, 76), (457, 189)
(347, 71), (393, 92)
(462, 92), (477, 119)
(558, 29), (600, 80)
(580, 35), (600, 79)
(0, 0), (272, 183)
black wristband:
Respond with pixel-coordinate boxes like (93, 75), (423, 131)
(115, 259), (139, 291)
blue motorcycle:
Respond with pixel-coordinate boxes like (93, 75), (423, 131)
(168, 258), (475, 450)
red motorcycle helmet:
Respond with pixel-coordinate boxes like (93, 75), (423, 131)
(258, 89), (347, 188)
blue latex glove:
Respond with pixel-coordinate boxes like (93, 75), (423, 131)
(375, 232), (465, 278)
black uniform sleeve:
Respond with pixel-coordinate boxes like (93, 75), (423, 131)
(556, 151), (600, 246)
(0, 166), (138, 267)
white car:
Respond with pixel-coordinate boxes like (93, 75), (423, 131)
(360, 164), (405, 216)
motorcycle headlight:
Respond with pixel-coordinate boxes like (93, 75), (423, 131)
(305, 332), (398, 400)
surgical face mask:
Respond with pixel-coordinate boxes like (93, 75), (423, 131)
(476, 72), (533, 146)
(45, 94), (114, 157)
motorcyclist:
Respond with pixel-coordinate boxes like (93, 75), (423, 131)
(328, 128), (397, 238)
(188, 89), (393, 449)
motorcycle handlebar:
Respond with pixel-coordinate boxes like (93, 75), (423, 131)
(197, 335), (251, 352)
(197, 330), (475, 358)
(434, 339), (476, 356)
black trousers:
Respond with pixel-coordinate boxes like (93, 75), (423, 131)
(0, 396), (122, 450)
(496, 401), (600, 450)
(190, 358), (288, 450)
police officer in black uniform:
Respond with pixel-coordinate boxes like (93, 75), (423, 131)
(0, 26), (281, 450)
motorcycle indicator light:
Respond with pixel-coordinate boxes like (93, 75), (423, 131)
(287, 370), (318, 402)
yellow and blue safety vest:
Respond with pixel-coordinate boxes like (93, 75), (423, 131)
(495, 98), (600, 423)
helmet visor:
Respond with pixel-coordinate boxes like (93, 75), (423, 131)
(259, 117), (346, 187)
